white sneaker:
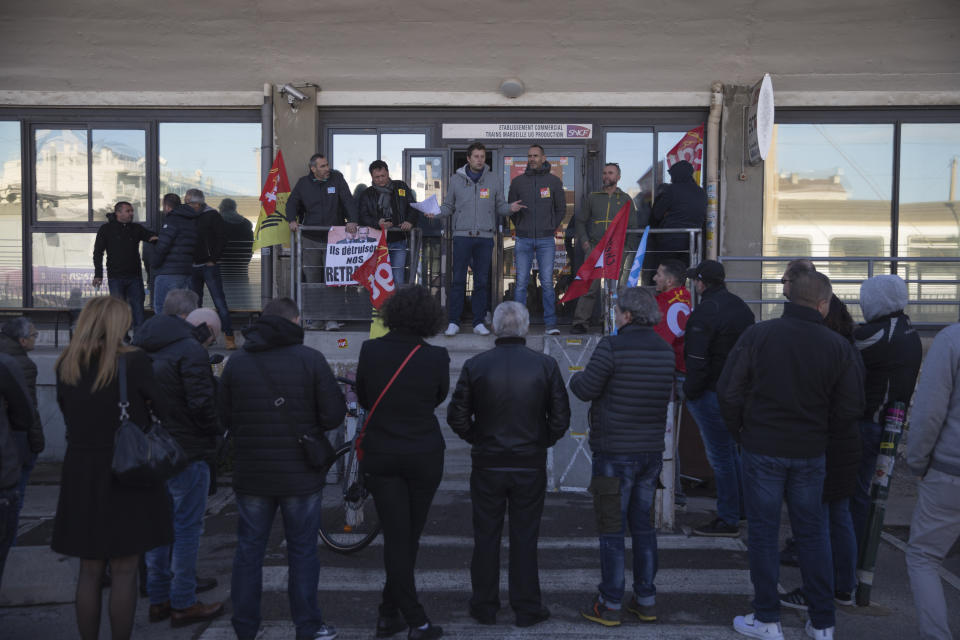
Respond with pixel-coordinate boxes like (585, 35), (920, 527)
(324, 320), (343, 331)
(444, 322), (460, 337)
(805, 620), (834, 639)
(733, 613), (784, 640)
(545, 326), (560, 335)
(473, 324), (491, 336)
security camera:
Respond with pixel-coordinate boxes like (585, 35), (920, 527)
(279, 84), (309, 111)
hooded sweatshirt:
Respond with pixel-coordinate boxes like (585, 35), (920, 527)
(508, 161), (565, 239)
(440, 165), (513, 238)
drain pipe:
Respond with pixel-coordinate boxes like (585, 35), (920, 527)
(260, 83), (274, 306)
(705, 82), (723, 259)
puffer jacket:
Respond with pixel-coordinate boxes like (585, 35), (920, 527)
(153, 204), (202, 276)
(440, 165), (513, 238)
(0, 353), (34, 489)
(570, 324), (675, 454)
(0, 333), (43, 453)
(854, 311), (922, 423)
(508, 161), (565, 239)
(219, 315), (345, 497)
(132, 314), (219, 460)
(447, 337), (570, 468)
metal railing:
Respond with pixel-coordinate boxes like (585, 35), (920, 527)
(289, 226), (423, 323)
(718, 255), (960, 326)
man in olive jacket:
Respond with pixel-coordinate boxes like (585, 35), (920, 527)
(508, 145), (565, 334)
(448, 301), (570, 628)
(569, 287), (675, 626)
(219, 297), (345, 640)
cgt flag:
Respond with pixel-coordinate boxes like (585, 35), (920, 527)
(353, 232), (396, 309)
(252, 150), (292, 251)
(560, 201), (631, 303)
(666, 125), (705, 185)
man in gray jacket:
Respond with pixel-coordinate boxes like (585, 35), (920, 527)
(432, 143), (523, 336)
(906, 322), (960, 640)
(508, 145), (565, 335)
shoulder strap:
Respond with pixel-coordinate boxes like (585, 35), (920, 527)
(355, 344), (422, 459)
(249, 353), (306, 441)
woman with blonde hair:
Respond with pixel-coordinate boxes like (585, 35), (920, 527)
(51, 296), (172, 640)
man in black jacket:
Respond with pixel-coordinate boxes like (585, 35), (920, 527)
(448, 301), (570, 628)
(219, 297), (345, 640)
(570, 287), (675, 626)
(133, 288), (224, 627)
(358, 160), (419, 285)
(92, 201), (157, 328)
(683, 260), (755, 537)
(718, 271), (864, 640)
(286, 153), (358, 287)
(153, 189), (204, 315)
(850, 275), (922, 551)
(507, 145), (565, 335)
(0, 352), (34, 589)
(191, 204), (235, 349)
(650, 160), (706, 269)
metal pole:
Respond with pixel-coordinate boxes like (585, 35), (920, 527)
(855, 401), (907, 606)
(260, 83), (274, 307)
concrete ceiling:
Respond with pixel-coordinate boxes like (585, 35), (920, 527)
(1, 0), (959, 101)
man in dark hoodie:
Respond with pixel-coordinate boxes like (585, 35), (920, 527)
(219, 297), (345, 640)
(153, 189), (204, 315)
(191, 202), (235, 349)
(219, 198), (254, 278)
(286, 153), (359, 289)
(92, 201), (157, 328)
(650, 160), (706, 270)
(132, 288), (224, 628)
(507, 145), (565, 335)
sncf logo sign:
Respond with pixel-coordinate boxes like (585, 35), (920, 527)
(566, 125), (592, 138)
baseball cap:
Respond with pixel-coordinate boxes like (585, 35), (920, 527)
(685, 259), (725, 283)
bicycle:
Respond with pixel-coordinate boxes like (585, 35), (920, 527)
(317, 377), (381, 553)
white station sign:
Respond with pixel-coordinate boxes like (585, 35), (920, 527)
(442, 123), (593, 140)
(747, 73), (775, 165)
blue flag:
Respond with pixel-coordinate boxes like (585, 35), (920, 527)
(626, 226), (651, 287)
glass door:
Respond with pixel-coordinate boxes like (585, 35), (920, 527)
(497, 146), (583, 321)
(403, 149), (447, 303)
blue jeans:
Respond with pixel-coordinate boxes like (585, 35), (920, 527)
(825, 498), (857, 594)
(850, 419), (881, 554)
(742, 451), (834, 630)
(388, 240), (408, 286)
(592, 452), (662, 606)
(450, 236), (493, 327)
(153, 274), (191, 315)
(191, 264), (234, 336)
(514, 237), (557, 328)
(108, 276), (145, 328)
(232, 492), (325, 640)
(12, 448), (37, 547)
(146, 461), (210, 609)
(0, 487), (18, 589)
(686, 391), (743, 526)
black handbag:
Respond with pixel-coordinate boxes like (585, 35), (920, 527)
(111, 355), (188, 486)
(250, 355), (337, 469)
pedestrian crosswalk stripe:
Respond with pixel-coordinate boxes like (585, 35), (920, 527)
(311, 533), (747, 552)
(256, 566), (754, 595)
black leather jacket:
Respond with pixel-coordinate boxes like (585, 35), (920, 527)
(448, 337), (570, 468)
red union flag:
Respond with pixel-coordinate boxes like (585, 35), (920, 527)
(560, 202), (630, 303)
(353, 232), (395, 309)
(253, 151), (292, 251)
(666, 125), (705, 184)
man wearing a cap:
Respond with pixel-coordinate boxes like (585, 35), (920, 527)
(682, 260), (755, 537)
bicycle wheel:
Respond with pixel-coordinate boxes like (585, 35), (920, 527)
(318, 443), (381, 553)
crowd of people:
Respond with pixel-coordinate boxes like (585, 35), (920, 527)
(0, 153), (955, 640)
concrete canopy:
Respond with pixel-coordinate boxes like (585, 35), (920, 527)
(1, 0), (959, 105)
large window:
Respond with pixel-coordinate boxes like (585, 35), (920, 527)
(330, 130), (428, 196)
(0, 122), (22, 306)
(762, 118), (960, 322)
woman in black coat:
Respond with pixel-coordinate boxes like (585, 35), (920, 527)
(356, 286), (449, 640)
(51, 296), (173, 640)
